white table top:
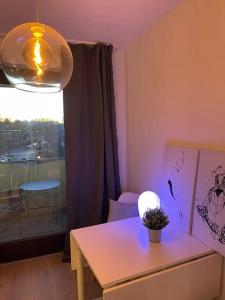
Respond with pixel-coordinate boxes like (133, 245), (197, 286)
(20, 180), (60, 191)
(71, 217), (213, 289)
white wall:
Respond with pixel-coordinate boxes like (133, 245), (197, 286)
(126, 0), (225, 193)
(113, 49), (127, 191)
(125, 0), (225, 297)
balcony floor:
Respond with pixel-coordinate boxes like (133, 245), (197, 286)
(0, 208), (67, 243)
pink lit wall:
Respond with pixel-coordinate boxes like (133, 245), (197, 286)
(125, 0), (225, 192)
(113, 50), (127, 191)
(125, 0), (225, 297)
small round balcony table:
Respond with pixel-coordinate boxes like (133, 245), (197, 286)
(20, 180), (60, 191)
(20, 180), (61, 235)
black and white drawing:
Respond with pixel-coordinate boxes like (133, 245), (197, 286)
(167, 150), (184, 215)
(192, 149), (225, 256)
(159, 145), (198, 233)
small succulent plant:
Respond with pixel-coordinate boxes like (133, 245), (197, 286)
(142, 207), (169, 230)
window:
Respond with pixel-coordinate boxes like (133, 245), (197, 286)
(0, 87), (66, 243)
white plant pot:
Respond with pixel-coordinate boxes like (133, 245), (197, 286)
(148, 229), (162, 243)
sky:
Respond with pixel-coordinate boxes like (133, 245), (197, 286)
(0, 87), (64, 122)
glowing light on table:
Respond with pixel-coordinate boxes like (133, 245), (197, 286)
(138, 191), (160, 219)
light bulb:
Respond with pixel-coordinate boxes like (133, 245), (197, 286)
(138, 191), (160, 219)
(0, 22), (73, 93)
(22, 26), (53, 80)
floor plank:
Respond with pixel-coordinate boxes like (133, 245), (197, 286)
(0, 253), (102, 300)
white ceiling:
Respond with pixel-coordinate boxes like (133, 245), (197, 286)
(0, 0), (183, 48)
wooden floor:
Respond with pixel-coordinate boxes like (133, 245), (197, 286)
(0, 253), (102, 300)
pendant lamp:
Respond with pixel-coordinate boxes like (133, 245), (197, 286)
(0, 2), (73, 93)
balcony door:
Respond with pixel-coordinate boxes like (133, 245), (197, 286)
(0, 87), (67, 262)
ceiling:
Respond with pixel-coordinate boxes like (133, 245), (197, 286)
(0, 0), (183, 48)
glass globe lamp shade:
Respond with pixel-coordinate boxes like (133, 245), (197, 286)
(0, 22), (73, 93)
(138, 191), (160, 220)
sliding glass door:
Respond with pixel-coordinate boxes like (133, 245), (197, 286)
(0, 87), (67, 261)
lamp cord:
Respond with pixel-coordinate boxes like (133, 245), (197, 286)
(36, 0), (40, 22)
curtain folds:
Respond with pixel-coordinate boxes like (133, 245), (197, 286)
(63, 43), (121, 261)
(0, 70), (10, 85)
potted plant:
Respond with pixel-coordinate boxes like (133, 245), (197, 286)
(142, 207), (169, 243)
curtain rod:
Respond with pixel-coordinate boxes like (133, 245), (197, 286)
(0, 33), (116, 52)
(0, 33), (112, 46)
(67, 38), (113, 47)
(67, 39), (97, 45)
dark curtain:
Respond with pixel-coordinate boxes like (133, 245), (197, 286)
(0, 70), (10, 85)
(63, 43), (121, 261)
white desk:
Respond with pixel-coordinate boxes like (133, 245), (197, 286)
(70, 217), (222, 300)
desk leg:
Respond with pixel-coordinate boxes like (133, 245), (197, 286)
(76, 244), (85, 300)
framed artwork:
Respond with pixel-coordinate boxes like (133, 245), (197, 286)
(192, 149), (225, 256)
(159, 145), (199, 233)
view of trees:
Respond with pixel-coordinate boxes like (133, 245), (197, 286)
(0, 118), (64, 162)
